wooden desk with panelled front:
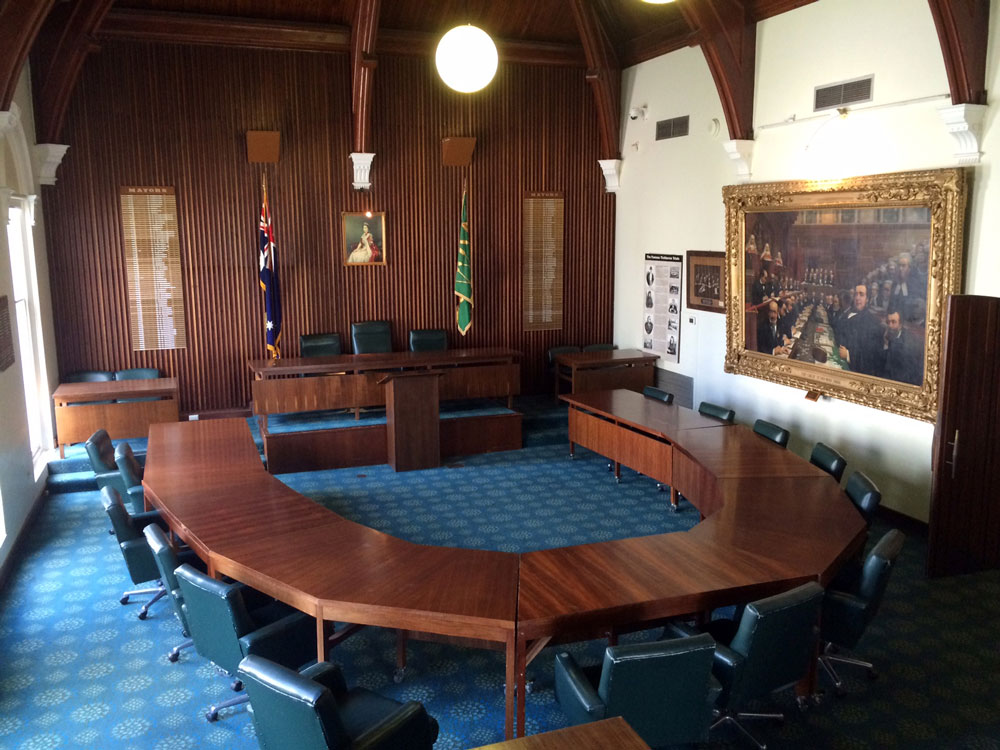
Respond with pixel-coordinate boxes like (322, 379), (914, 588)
(142, 390), (866, 740)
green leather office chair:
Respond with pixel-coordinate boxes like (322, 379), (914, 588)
(698, 401), (735, 423)
(102, 486), (167, 619)
(642, 385), (674, 404)
(845, 471), (881, 525)
(300, 333), (342, 358)
(238, 655), (440, 750)
(582, 343), (616, 352)
(810, 442), (847, 482)
(143, 524), (205, 663)
(667, 581), (825, 749)
(554, 633), (720, 747)
(114, 367), (162, 402)
(114, 442), (145, 514)
(175, 563), (317, 722)
(351, 320), (392, 354)
(67, 369), (115, 404)
(408, 328), (447, 352)
(752, 419), (790, 448)
(547, 345), (580, 396)
(820, 529), (904, 695)
(85, 429), (128, 502)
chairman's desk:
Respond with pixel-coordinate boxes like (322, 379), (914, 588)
(142, 392), (866, 740)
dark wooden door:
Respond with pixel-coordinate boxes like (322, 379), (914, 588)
(928, 295), (1000, 576)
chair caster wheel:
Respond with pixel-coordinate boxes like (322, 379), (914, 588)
(796, 696), (810, 712)
(525, 680), (534, 694)
(231, 679), (243, 692)
(615, 477), (621, 484)
(669, 504), (679, 513)
(393, 668), (405, 684)
(168, 651), (180, 663)
(137, 610), (147, 620)
(206, 709), (219, 722)
(607, 463), (613, 472)
(120, 595), (129, 605)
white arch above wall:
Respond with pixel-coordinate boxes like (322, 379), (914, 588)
(0, 103), (37, 193)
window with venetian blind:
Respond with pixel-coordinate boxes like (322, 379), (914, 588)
(522, 193), (564, 331)
(119, 187), (187, 350)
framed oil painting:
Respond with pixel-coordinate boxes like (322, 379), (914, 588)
(723, 168), (966, 422)
(686, 251), (725, 313)
(343, 212), (386, 266)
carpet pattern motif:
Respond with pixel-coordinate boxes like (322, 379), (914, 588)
(1, 400), (998, 749)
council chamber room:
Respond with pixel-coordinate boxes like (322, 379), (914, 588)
(1, 0), (998, 749)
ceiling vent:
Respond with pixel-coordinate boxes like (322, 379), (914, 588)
(655, 115), (690, 141)
(814, 75), (873, 112)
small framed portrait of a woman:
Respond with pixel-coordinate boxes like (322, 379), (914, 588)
(342, 212), (386, 266)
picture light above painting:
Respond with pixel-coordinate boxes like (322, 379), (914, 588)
(723, 168), (967, 422)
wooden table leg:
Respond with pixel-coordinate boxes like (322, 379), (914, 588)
(505, 633), (516, 739)
(670, 486), (679, 511)
(59, 444), (66, 458)
(614, 461), (621, 482)
(316, 614), (328, 663)
(516, 634), (527, 738)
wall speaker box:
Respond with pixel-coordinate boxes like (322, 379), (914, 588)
(441, 137), (476, 167)
(247, 131), (281, 163)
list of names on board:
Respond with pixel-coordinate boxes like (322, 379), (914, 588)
(522, 194), (564, 331)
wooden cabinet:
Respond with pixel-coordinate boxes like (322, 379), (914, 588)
(928, 295), (1000, 577)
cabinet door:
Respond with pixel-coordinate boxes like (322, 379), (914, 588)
(928, 295), (1000, 576)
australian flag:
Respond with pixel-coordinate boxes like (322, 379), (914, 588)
(258, 179), (282, 358)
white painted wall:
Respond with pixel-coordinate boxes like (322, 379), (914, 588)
(0, 65), (57, 571)
(614, 0), (999, 521)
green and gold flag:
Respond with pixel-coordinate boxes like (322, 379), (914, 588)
(454, 188), (473, 335)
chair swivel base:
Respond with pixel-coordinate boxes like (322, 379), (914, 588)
(167, 638), (195, 663)
(119, 583), (166, 620)
(820, 643), (878, 695)
(712, 710), (784, 750)
(206, 692), (249, 722)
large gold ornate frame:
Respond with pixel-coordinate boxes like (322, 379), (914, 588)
(724, 168), (966, 422)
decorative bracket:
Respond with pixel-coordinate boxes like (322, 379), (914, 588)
(597, 159), (622, 193)
(0, 105), (21, 135)
(938, 103), (987, 165)
(722, 139), (754, 182)
(33, 143), (69, 185)
(350, 152), (375, 191)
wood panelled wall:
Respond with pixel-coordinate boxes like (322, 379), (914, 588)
(44, 41), (615, 413)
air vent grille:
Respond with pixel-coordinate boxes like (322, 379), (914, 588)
(814, 76), (873, 111)
(655, 116), (690, 141)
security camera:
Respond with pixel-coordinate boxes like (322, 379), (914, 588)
(628, 105), (648, 121)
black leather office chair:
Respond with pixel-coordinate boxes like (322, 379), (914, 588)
(554, 633), (720, 747)
(143, 524), (205, 663)
(85, 429), (128, 501)
(408, 328), (447, 352)
(300, 333), (342, 358)
(238, 655), (439, 750)
(114, 367), (162, 402)
(642, 385), (674, 404)
(752, 419), (790, 448)
(582, 343), (615, 352)
(698, 401), (735, 423)
(114, 442), (145, 513)
(102, 486), (167, 619)
(351, 321), (392, 354)
(810, 442), (847, 482)
(820, 529), (904, 695)
(667, 581), (824, 749)
(547, 345), (580, 396)
(175, 563), (317, 721)
(67, 370), (115, 404)
(845, 471), (881, 525)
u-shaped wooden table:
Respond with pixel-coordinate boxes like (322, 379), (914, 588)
(142, 389), (866, 740)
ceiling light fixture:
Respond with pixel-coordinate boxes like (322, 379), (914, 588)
(641, 0), (676, 4)
(435, 24), (498, 93)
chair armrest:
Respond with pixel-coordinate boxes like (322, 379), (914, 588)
(353, 700), (438, 750)
(125, 486), (146, 514)
(707, 673), (723, 708)
(239, 612), (316, 669)
(131, 510), (167, 533)
(554, 652), (606, 725)
(300, 661), (348, 696)
(710, 640), (745, 699)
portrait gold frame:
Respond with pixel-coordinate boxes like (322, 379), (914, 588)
(723, 168), (966, 422)
(342, 211), (386, 266)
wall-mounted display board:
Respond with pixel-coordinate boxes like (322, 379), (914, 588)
(642, 253), (682, 364)
(523, 193), (564, 331)
(0, 296), (14, 371)
(120, 187), (187, 351)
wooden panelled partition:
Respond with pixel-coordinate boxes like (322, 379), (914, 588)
(43, 42), (615, 413)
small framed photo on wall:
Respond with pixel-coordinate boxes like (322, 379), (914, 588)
(686, 250), (725, 313)
(343, 212), (386, 266)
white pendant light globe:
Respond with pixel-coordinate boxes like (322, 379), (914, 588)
(435, 24), (498, 93)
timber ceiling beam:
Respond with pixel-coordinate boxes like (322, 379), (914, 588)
(31, 0), (115, 143)
(351, 0), (380, 154)
(0, 0), (55, 111)
(569, 0), (621, 161)
(680, 0), (756, 141)
(927, 0), (990, 105)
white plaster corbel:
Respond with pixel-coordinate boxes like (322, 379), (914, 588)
(350, 152), (375, 191)
(938, 103), (987, 165)
(33, 144), (70, 186)
(722, 139), (754, 183)
(0, 105), (21, 136)
(0, 188), (14, 225)
(597, 159), (622, 193)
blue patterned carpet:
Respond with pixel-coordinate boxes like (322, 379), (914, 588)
(1, 398), (999, 749)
